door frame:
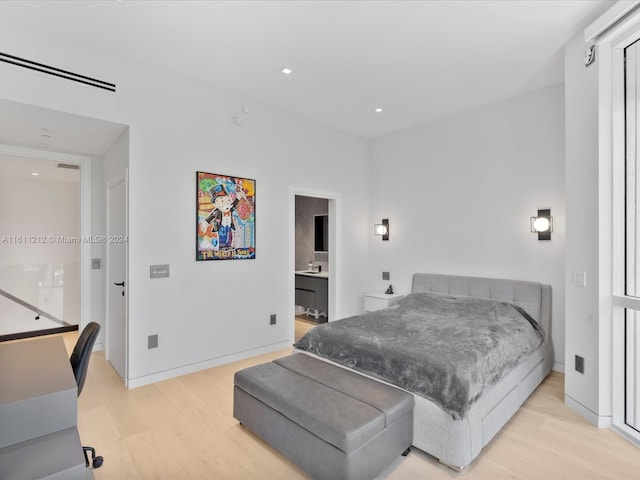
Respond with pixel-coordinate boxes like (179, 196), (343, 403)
(289, 187), (341, 343)
(106, 170), (128, 386)
(0, 143), (92, 338)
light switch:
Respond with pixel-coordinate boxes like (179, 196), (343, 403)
(150, 264), (170, 279)
(573, 271), (586, 287)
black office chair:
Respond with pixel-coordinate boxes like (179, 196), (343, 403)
(70, 321), (104, 469)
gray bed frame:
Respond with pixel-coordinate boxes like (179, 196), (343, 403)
(408, 273), (553, 469)
(297, 273), (553, 469)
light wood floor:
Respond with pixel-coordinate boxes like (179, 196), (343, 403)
(55, 331), (640, 479)
(295, 315), (319, 342)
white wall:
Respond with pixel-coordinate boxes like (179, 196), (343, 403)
(0, 176), (80, 264)
(0, 23), (370, 385)
(369, 85), (566, 369)
(104, 129), (129, 183)
(563, 31), (607, 423)
(0, 175), (80, 320)
(89, 155), (105, 343)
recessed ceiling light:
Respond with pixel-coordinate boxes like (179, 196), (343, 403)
(374, 107), (384, 113)
(31, 172), (39, 176)
(281, 67), (293, 75)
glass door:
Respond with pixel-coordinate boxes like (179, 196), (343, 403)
(623, 39), (640, 434)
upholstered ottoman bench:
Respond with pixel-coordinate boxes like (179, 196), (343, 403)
(233, 353), (413, 480)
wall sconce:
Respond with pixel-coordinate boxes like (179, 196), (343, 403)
(374, 218), (389, 241)
(530, 209), (552, 241)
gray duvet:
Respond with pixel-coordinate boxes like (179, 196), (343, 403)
(294, 292), (544, 419)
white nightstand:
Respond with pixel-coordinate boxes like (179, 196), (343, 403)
(363, 292), (405, 312)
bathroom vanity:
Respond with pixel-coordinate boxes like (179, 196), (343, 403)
(294, 271), (329, 320)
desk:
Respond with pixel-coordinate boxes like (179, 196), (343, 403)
(0, 336), (90, 479)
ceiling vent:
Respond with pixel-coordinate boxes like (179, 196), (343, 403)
(0, 52), (116, 92)
(57, 163), (80, 170)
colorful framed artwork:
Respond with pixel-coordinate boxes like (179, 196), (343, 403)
(196, 171), (256, 260)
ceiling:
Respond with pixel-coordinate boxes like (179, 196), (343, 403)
(0, 154), (79, 183)
(0, 98), (126, 180)
(0, 99), (127, 157)
(1, 0), (615, 139)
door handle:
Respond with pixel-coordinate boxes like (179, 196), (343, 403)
(114, 281), (125, 297)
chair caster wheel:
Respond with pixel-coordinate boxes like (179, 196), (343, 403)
(93, 456), (104, 468)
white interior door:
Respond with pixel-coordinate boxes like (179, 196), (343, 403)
(107, 173), (127, 381)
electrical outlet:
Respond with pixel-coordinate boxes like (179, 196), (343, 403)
(382, 271), (390, 281)
(270, 314), (277, 325)
(575, 355), (584, 374)
(148, 334), (158, 349)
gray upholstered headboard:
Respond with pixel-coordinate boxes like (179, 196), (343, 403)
(411, 273), (552, 341)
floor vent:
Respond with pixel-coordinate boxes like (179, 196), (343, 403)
(57, 163), (80, 170)
(0, 52), (116, 92)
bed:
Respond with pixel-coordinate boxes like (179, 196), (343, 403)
(294, 273), (553, 469)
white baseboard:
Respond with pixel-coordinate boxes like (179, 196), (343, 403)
(552, 362), (565, 373)
(127, 340), (291, 389)
(612, 424), (640, 447)
(564, 394), (612, 427)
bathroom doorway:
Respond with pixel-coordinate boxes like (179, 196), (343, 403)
(289, 188), (339, 344)
(294, 195), (328, 340)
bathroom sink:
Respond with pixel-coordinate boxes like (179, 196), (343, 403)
(295, 270), (324, 275)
